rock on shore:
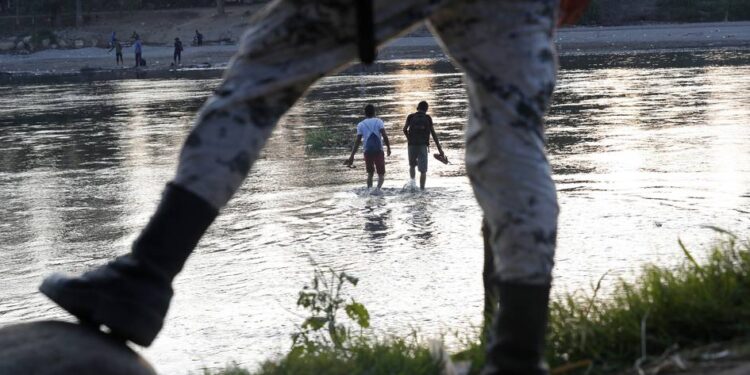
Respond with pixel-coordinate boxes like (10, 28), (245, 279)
(0, 320), (156, 375)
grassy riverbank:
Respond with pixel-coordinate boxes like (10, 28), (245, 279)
(205, 339), (445, 375)
(201, 231), (750, 375)
(547, 229), (750, 372)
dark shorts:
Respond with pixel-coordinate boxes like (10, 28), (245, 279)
(364, 151), (385, 175)
(408, 144), (428, 173)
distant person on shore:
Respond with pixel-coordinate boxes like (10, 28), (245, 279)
(108, 38), (123, 65)
(39, 2), (590, 374)
(133, 37), (142, 67)
(345, 104), (392, 193)
(109, 31), (116, 48)
(403, 101), (445, 190)
(194, 30), (203, 46)
(173, 38), (183, 65)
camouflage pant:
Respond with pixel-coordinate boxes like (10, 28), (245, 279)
(173, 0), (559, 285)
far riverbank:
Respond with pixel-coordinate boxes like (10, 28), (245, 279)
(1, 21), (749, 84)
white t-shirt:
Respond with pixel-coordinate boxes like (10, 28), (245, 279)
(357, 118), (385, 153)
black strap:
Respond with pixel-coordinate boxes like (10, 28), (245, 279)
(356, 0), (376, 65)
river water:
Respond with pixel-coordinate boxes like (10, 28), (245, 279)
(1, 49), (749, 373)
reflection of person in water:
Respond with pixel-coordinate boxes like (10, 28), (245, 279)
(363, 201), (389, 243)
(40, 1), (587, 373)
(407, 198), (434, 246)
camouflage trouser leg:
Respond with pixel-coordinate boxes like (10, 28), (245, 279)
(172, 0), (453, 209)
(429, 0), (559, 285)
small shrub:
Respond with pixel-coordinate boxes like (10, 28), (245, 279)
(255, 266), (442, 375)
(202, 363), (251, 375)
(304, 128), (350, 151)
(31, 29), (57, 47)
(291, 267), (370, 353)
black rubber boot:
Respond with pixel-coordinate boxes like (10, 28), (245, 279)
(40, 183), (217, 347)
(482, 219), (499, 339)
(481, 283), (551, 375)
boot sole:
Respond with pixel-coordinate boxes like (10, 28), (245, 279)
(40, 274), (163, 347)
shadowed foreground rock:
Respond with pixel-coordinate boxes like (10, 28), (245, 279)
(0, 320), (156, 375)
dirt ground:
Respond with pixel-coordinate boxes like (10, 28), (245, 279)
(615, 341), (750, 375)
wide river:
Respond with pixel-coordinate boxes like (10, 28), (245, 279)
(1, 49), (749, 373)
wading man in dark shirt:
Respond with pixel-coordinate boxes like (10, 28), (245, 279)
(403, 101), (444, 190)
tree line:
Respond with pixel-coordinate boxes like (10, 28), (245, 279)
(580, 0), (750, 25)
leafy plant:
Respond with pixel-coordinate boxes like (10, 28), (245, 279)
(291, 267), (371, 355)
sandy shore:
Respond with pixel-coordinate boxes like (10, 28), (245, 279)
(1, 21), (749, 83)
